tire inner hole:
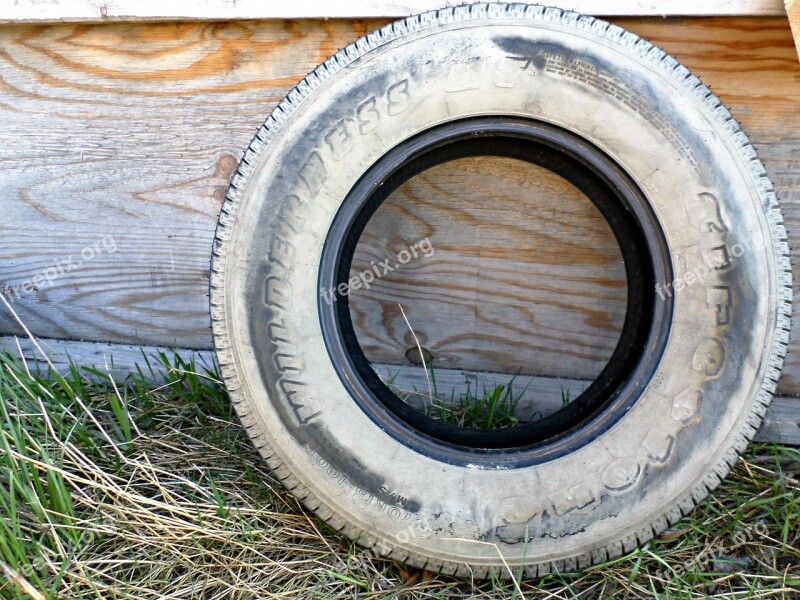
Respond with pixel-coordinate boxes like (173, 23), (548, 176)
(347, 155), (628, 430)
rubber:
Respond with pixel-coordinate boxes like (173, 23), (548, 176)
(210, 3), (791, 578)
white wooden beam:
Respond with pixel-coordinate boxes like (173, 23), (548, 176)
(787, 0), (800, 61)
(0, 0), (787, 24)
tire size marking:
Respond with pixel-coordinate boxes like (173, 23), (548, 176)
(540, 50), (698, 171)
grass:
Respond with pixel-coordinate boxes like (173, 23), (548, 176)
(381, 365), (581, 429)
(393, 305), (530, 429)
(383, 367), (531, 429)
(0, 347), (798, 599)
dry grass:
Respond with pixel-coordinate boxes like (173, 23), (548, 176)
(0, 344), (798, 599)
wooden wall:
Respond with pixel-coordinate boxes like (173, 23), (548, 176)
(351, 158), (627, 382)
(0, 16), (798, 435)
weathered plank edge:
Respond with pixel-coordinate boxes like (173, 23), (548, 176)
(1, 336), (796, 445)
(0, 0), (786, 24)
(0, 336), (217, 383)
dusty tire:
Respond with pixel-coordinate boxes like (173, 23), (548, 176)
(210, 4), (791, 578)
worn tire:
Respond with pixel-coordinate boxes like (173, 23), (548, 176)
(210, 4), (791, 578)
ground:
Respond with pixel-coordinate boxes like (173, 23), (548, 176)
(0, 347), (797, 599)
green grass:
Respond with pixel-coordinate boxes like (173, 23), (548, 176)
(0, 348), (798, 599)
(401, 370), (530, 429)
(381, 366), (577, 429)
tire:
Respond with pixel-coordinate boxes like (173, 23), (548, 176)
(210, 3), (791, 578)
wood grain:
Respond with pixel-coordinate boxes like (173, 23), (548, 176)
(1, 0), (787, 24)
(350, 157), (627, 380)
(0, 17), (799, 394)
(0, 19), (385, 348)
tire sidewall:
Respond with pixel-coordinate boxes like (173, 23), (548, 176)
(218, 15), (778, 566)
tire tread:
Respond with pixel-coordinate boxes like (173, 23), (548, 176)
(209, 3), (792, 578)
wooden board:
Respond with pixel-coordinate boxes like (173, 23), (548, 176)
(351, 157), (627, 381)
(757, 395), (800, 443)
(2, 335), (797, 444)
(1, 17), (800, 394)
(0, 335), (216, 381)
(372, 363), (800, 444)
(0, 0), (787, 24)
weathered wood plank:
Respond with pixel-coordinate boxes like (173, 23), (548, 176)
(1, 335), (796, 443)
(351, 157), (627, 380)
(0, 0), (787, 24)
(0, 18), (799, 393)
(0, 336), (216, 381)
(373, 363), (800, 444)
(755, 394), (800, 444)
(0, 19), (375, 348)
